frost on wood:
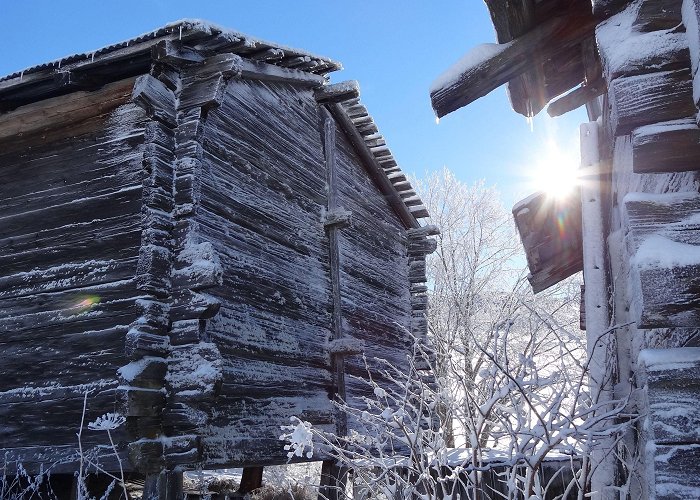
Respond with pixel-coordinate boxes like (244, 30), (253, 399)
(596, 1), (689, 81)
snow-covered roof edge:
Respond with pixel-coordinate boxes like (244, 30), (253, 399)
(0, 19), (342, 86)
(334, 93), (430, 223)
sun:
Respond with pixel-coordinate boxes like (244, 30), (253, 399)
(529, 143), (580, 198)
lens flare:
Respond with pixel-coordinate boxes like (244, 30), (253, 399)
(69, 295), (101, 312)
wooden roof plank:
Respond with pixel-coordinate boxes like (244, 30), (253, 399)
(430, 11), (597, 118)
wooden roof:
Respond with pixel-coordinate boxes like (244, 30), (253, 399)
(0, 20), (341, 112)
(431, 0), (603, 118)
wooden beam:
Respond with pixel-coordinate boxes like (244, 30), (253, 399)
(581, 37), (603, 121)
(238, 58), (325, 87)
(592, 0), (629, 17)
(314, 80), (360, 104)
(547, 77), (606, 117)
(322, 110), (348, 438)
(318, 461), (349, 500)
(632, 119), (700, 173)
(431, 11), (597, 118)
(484, 0), (548, 116)
(132, 74), (178, 128)
(0, 77), (135, 141)
(152, 39), (205, 65)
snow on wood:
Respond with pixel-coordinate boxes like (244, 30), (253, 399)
(632, 118), (700, 173)
(609, 68), (695, 136)
(430, 43), (508, 94)
(0, 22), (428, 482)
(624, 191), (700, 328)
(596, 2), (689, 81)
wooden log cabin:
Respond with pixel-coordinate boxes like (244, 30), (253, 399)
(0, 20), (437, 497)
(431, 0), (700, 498)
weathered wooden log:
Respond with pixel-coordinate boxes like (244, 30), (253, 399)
(163, 435), (202, 466)
(132, 74), (177, 127)
(409, 205), (430, 218)
(169, 319), (201, 346)
(179, 74), (227, 111)
(170, 290), (221, 321)
(597, 7), (689, 81)
(650, 444), (700, 499)
(431, 11), (597, 118)
(116, 386), (166, 417)
(172, 242), (223, 291)
(162, 402), (208, 433)
(407, 224), (440, 238)
(251, 48), (284, 62)
(125, 330), (170, 358)
(409, 259), (427, 283)
(117, 357), (168, 389)
(0, 78), (135, 140)
(314, 80), (360, 104)
(408, 236), (438, 256)
(483, 0), (549, 116)
(592, 0), (630, 17)
(623, 191), (700, 254)
(609, 68), (694, 137)
(632, 119), (700, 173)
(135, 244), (172, 297)
(634, 0), (683, 31)
(238, 57), (325, 87)
(547, 78), (606, 117)
(625, 192), (700, 327)
(638, 348), (700, 444)
(152, 39), (205, 65)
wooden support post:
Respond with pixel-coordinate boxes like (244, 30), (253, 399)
(322, 108), (348, 437)
(142, 471), (183, 500)
(318, 460), (349, 500)
(238, 466), (264, 494)
(579, 122), (616, 499)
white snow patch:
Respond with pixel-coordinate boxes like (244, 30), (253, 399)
(639, 347), (700, 371)
(632, 234), (700, 270)
(597, 2), (686, 78)
(633, 118), (699, 136)
(623, 191), (700, 205)
(430, 43), (508, 94)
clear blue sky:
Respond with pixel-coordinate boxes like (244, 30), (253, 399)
(1, 0), (585, 208)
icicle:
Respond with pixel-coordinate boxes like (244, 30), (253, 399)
(435, 116), (440, 125)
(179, 25), (183, 40)
(91, 52), (95, 63)
(57, 60), (62, 69)
(526, 115), (533, 132)
(19, 71), (23, 82)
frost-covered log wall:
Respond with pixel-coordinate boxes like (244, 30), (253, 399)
(0, 82), (148, 473)
(595, 1), (700, 497)
(0, 22), (434, 479)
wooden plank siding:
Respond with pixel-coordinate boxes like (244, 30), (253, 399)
(0, 96), (149, 471)
(333, 114), (413, 427)
(195, 78), (337, 465)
